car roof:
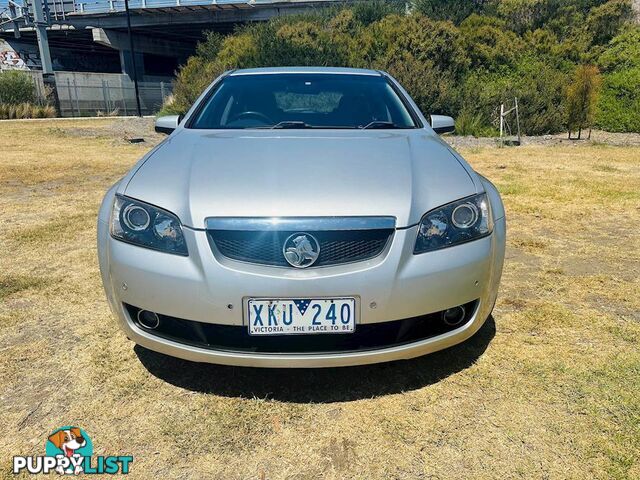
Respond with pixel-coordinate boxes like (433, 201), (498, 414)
(228, 67), (382, 76)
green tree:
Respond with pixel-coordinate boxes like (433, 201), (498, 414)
(566, 65), (602, 137)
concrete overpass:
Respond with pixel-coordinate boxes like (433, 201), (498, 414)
(0, 0), (357, 79)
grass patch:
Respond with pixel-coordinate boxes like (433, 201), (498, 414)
(593, 164), (619, 172)
(0, 119), (638, 479)
(9, 212), (96, 246)
(0, 274), (47, 301)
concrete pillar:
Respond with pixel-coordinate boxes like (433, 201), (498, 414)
(119, 49), (145, 81)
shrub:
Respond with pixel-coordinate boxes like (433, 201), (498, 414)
(595, 28), (640, 131)
(586, 0), (633, 45)
(38, 105), (56, 118)
(598, 27), (640, 72)
(170, 57), (224, 113)
(460, 57), (570, 136)
(596, 67), (640, 131)
(350, 0), (405, 25)
(0, 71), (36, 105)
(167, 1), (638, 133)
(412, 0), (489, 24)
(459, 14), (525, 70)
(455, 109), (496, 136)
(362, 14), (469, 115)
(15, 103), (32, 118)
(496, 0), (551, 34)
(0, 102), (56, 120)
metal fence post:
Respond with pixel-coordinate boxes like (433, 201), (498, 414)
(66, 78), (73, 117)
(160, 81), (166, 102)
(102, 79), (109, 113)
(31, 74), (42, 104)
(106, 82), (112, 113)
(120, 76), (128, 116)
(72, 77), (80, 116)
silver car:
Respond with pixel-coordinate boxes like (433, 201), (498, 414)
(97, 67), (506, 368)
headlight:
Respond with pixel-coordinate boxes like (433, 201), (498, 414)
(110, 195), (188, 256)
(414, 193), (492, 254)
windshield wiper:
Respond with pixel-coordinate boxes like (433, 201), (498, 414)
(270, 121), (313, 129)
(360, 121), (401, 129)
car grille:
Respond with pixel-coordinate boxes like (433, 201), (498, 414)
(207, 229), (393, 267)
(125, 300), (479, 354)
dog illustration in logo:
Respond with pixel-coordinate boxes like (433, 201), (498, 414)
(284, 234), (319, 267)
(48, 428), (86, 475)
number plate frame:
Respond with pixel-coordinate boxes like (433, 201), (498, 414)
(245, 297), (359, 336)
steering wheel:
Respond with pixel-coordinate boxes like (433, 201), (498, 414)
(230, 111), (274, 124)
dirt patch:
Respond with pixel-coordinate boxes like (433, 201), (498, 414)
(47, 117), (164, 145)
(16, 117), (640, 150)
(445, 129), (640, 149)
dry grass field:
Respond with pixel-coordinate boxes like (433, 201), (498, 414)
(1, 118), (639, 479)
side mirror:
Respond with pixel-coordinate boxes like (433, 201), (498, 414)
(430, 115), (455, 135)
(155, 115), (182, 135)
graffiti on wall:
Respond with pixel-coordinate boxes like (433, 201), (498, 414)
(1, 49), (27, 69)
(0, 40), (41, 70)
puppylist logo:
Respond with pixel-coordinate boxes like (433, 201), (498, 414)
(13, 426), (133, 475)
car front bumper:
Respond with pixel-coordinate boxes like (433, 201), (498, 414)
(98, 208), (505, 368)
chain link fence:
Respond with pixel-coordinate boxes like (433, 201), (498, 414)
(54, 72), (171, 116)
(23, 70), (172, 116)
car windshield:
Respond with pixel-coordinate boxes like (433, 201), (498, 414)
(189, 73), (418, 130)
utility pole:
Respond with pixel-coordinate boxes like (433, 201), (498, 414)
(31, 0), (53, 74)
(31, 0), (60, 114)
(124, 0), (142, 117)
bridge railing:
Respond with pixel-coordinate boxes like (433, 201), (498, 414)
(2, 0), (343, 30)
(2, 0), (288, 22)
(74, 0), (258, 14)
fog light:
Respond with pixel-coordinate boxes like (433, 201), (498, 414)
(137, 310), (160, 329)
(442, 306), (466, 326)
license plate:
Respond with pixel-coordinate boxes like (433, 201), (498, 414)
(246, 298), (357, 336)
